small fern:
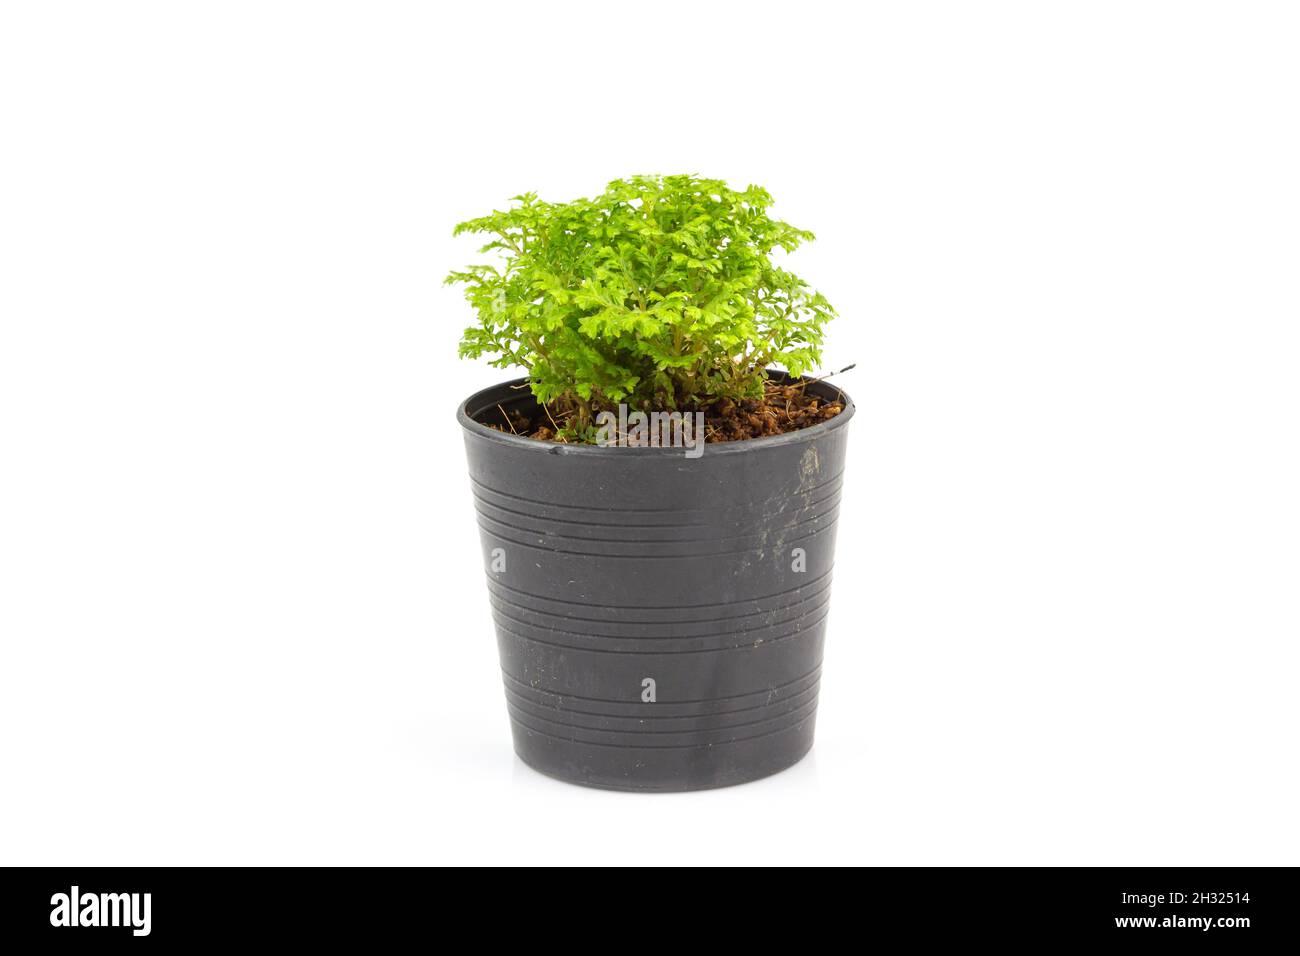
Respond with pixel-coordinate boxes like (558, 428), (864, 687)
(448, 174), (835, 435)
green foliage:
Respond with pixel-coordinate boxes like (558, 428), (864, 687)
(447, 174), (835, 431)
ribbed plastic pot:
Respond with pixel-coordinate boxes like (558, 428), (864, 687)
(458, 373), (854, 791)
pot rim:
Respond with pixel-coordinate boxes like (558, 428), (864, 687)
(456, 371), (855, 456)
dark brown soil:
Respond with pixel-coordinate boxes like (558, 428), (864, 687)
(485, 380), (845, 444)
(704, 381), (846, 442)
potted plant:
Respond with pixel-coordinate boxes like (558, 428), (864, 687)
(450, 175), (854, 791)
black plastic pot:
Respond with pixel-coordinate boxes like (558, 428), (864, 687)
(458, 373), (854, 791)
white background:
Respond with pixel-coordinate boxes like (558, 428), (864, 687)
(2, 2), (1297, 866)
